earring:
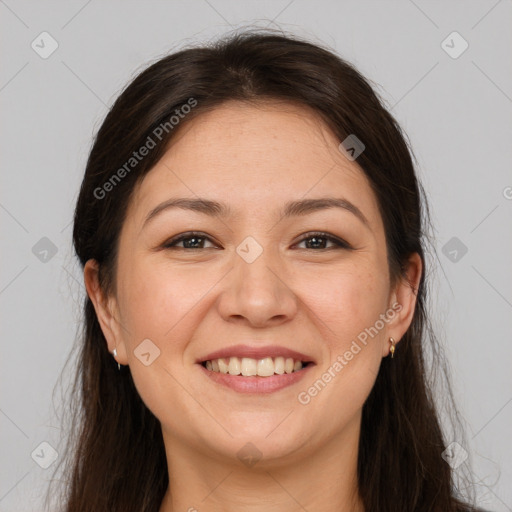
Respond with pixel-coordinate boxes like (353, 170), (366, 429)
(112, 348), (121, 371)
(389, 337), (396, 358)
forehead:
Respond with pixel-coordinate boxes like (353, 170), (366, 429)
(127, 100), (382, 231)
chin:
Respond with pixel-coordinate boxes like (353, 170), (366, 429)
(196, 420), (313, 468)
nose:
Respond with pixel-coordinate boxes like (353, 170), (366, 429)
(216, 246), (299, 328)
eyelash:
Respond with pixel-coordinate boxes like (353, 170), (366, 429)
(162, 231), (351, 251)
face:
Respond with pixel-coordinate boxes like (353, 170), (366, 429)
(86, 100), (421, 467)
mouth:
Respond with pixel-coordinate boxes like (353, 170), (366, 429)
(201, 356), (313, 377)
(196, 345), (316, 394)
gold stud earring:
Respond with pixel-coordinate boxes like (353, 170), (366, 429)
(389, 337), (395, 358)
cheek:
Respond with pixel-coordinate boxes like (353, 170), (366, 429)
(118, 259), (206, 342)
(115, 262), (207, 426)
(297, 268), (387, 428)
(299, 263), (389, 345)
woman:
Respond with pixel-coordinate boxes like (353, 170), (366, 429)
(50, 29), (482, 511)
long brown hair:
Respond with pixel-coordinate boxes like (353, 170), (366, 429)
(48, 28), (477, 511)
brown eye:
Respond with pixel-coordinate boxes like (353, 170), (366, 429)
(163, 232), (217, 249)
(295, 232), (351, 250)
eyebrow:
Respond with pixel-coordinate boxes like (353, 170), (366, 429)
(142, 196), (370, 229)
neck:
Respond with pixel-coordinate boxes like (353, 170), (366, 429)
(159, 415), (364, 512)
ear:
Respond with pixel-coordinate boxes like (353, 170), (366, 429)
(83, 259), (128, 365)
(382, 252), (423, 357)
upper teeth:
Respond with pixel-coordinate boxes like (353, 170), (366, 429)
(205, 356), (303, 377)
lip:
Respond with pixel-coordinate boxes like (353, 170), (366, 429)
(197, 344), (315, 364)
(198, 361), (315, 394)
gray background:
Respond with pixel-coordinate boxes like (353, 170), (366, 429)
(1, 1), (511, 510)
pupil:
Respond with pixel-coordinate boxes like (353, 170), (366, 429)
(184, 237), (202, 248)
(307, 236), (325, 249)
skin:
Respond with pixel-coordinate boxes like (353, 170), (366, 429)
(85, 100), (422, 512)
